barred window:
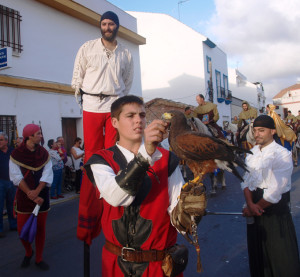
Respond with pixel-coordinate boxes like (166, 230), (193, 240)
(0, 5), (22, 53)
(0, 115), (17, 147)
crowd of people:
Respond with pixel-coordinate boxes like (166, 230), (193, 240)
(0, 128), (85, 270)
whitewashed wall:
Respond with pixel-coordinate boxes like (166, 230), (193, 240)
(129, 12), (206, 105)
(273, 89), (300, 116)
(203, 44), (231, 123)
(129, 11), (231, 123)
(0, 86), (80, 143)
(228, 68), (262, 110)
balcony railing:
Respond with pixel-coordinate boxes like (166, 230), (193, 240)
(225, 90), (232, 104)
(217, 86), (225, 103)
(217, 86), (232, 104)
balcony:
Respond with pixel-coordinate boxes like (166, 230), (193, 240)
(217, 86), (232, 104)
(217, 86), (225, 103)
(225, 90), (232, 105)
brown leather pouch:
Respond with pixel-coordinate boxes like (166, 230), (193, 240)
(162, 244), (188, 277)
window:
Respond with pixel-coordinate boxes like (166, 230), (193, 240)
(223, 75), (228, 96)
(206, 56), (211, 73)
(0, 115), (17, 147)
(0, 5), (22, 53)
(215, 70), (221, 97)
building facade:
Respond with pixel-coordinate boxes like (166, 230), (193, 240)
(0, 0), (144, 151)
(128, 11), (232, 125)
(272, 83), (300, 119)
(228, 68), (266, 119)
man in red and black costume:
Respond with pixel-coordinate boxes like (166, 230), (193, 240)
(9, 124), (53, 270)
(84, 95), (205, 276)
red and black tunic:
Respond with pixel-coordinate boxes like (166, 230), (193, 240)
(10, 142), (50, 213)
(85, 145), (181, 277)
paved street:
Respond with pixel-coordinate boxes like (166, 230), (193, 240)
(0, 165), (299, 277)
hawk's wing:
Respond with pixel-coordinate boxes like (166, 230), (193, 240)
(173, 133), (231, 161)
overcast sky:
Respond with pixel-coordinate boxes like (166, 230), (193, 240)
(109, 0), (300, 102)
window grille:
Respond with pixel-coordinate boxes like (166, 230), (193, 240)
(0, 115), (17, 147)
(0, 5), (22, 53)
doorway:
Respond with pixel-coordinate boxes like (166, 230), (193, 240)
(62, 118), (77, 155)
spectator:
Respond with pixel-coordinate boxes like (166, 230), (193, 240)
(48, 139), (64, 199)
(70, 138), (84, 194)
(56, 136), (67, 164)
(15, 137), (23, 148)
(231, 116), (238, 124)
(0, 132), (17, 238)
(285, 110), (297, 131)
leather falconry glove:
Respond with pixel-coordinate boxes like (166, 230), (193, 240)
(115, 153), (150, 196)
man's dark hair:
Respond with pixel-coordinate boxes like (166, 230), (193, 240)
(288, 110), (291, 113)
(47, 139), (54, 149)
(185, 106), (191, 112)
(198, 94), (204, 99)
(111, 95), (144, 120)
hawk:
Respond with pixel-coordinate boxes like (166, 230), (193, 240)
(162, 110), (251, 184)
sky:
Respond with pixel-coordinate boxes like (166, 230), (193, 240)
(109, 0), (300, 102)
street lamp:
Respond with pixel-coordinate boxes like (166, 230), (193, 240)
(178, 0), (190, 21)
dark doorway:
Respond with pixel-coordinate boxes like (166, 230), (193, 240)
(283, 108), (288, 120)
(62, 118), (77, 155)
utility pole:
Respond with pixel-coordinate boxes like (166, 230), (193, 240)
(178, 0), (190, 21)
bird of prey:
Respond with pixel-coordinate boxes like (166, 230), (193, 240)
(162, 110), (251, 185)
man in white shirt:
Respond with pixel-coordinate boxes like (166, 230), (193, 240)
(241, 115), (300, 277)
(72, 11), (134, 244)
(83, 95), (205, 276)
(72, 11), (133, 159)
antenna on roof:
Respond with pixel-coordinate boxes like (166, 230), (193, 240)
(178, 0), (190, 21)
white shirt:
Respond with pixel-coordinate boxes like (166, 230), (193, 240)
(241, 140), (293, 203)
(71, 146), (84, 170)
(90, 143), (184, 215)
(9, 159), (53, 187)
(71, 38), (134, 113)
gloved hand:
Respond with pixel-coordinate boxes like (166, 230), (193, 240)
(171, 182), (207, 234)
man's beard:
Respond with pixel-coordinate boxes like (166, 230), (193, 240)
(101, 28), (118, 42)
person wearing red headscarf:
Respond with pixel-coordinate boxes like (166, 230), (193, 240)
(9, 124), (53, 270)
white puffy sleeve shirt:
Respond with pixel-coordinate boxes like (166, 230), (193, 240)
(241, 140), (293, 204)
(90, 143), (184, 215)
(9, 159), (53, 188)
(71, 38), (134, 113)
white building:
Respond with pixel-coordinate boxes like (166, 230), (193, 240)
(128, 11), (232, 125)
(0, 0), (144, 151)
(273, 82), (300, 118)
(228, 68), (266, 119)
